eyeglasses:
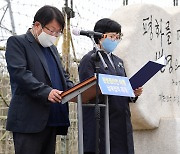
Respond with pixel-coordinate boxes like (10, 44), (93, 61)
(104, 33), (123, 41)
(44, 26), (63, 37)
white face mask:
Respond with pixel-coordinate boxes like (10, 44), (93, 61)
(37, 30), (57, 47)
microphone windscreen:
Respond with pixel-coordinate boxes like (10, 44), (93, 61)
(72, 28), (80, 36)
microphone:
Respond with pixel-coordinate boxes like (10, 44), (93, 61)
(72, 28), (104, 38)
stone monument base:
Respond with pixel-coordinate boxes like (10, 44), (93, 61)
(134, 118), (180, 154)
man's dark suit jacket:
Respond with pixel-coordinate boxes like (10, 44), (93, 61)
(5, 30), (73, 134)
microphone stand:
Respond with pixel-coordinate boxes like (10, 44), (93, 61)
(90, 35), (108, 154)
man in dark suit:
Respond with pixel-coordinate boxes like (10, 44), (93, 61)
(78, 18), (143, 154)
(5, 5), (73, 154)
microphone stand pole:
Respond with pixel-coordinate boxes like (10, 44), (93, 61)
(90, 35), (107, 154)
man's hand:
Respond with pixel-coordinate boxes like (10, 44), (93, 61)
(134, 87), (143, 97)
(48, 89), (63, 103)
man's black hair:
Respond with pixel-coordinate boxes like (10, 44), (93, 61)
(93, 18), (121, 44)
(33, 5), (65, 31)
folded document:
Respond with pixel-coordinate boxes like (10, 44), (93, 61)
(129, 56), (166, 89)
